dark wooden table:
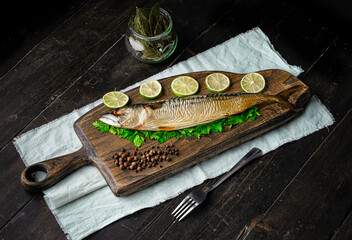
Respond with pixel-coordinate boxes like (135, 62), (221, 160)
(1, 0), (352, 239)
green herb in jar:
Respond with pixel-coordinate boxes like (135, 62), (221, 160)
(132, 3), (171, 60)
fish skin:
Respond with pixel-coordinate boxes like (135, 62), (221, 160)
(99, 92), (293, 131)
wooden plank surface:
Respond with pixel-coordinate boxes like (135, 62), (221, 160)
(332, 210), (352, 240)
(139, 5), (352, 240)
(0, 0), (148, 149)
(0, 0), (89, 76)
(20, 70), (310, 196)
(126, 3), (351, 239)
(75, 69), (309, 196)
(0, 0), (351, 239)
(242, 109), (352, 240)
(0, 0), (238, 234)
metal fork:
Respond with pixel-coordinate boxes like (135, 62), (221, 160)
(171, 147), (263, 221)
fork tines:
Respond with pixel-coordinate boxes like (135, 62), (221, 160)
(171, 196), (199, 221)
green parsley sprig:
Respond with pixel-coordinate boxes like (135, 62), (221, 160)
(93, 106), (260, 147)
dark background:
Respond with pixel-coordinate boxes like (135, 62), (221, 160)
(1, 0), (352, 239)
(1, 0), (352, 77)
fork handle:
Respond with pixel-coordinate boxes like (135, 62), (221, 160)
(203, 148), (262, 193)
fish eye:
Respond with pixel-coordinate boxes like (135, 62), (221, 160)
(112, 109), (125, 116)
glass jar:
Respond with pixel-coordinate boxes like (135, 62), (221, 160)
(125, 8), (178, 64)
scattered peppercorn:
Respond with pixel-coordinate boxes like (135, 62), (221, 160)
(111, 144), (179, 173)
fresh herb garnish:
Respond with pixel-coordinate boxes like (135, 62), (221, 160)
(93, 106), (260, 147)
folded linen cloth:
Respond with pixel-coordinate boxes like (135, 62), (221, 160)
(14, 27), (334, 240)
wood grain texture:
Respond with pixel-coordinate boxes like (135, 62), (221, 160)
(0, 0), (89, 77)
(0, 0), (147, 149)
(20, 148), (91, 192)
(241, 110), (352, 240)
(2, 0), (352, 239)
(332, 210), (352, 240)
(0, 0), (242, 235)
(21, 69), (310, 196)
(81, 69), (310, 196)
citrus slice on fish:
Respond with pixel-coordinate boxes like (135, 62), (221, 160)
(102, 91), (129, 109)
(240, 73), (266, 93)
(171, 76), (199, 97)
(139, 80), (162, 99)
(205, 73), (231, 93)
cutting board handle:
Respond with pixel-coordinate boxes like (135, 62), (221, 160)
(21, 147), (91, 192)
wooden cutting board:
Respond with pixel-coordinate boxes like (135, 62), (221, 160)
(21, 69), (311, 196)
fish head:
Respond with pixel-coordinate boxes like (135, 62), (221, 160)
(99, 106), (146, 129)
(99, 113), (122, 127)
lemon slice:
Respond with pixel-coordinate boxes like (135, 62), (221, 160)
(102, 91), (129, 109)
(171, 76), (199, 97)
(139, 80), (162, 99)
(240, 73), (266, 93)
(205, 73), (231, 92)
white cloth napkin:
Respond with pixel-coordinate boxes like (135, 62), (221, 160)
(14, 27), (334, 240)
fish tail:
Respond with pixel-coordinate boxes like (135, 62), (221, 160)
(275, 85), (303, 111)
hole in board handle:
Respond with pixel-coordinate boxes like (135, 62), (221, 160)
(24, 164), (49, 183)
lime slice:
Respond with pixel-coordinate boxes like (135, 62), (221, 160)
(205, 73), (231, 93)
(240, 73), (266, 93)
(139, 80), (162, 99)
(171, 76), (199, 97)
(102, 91), (129, 109)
